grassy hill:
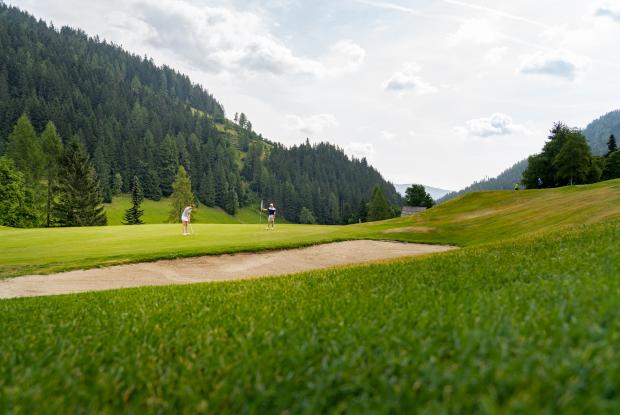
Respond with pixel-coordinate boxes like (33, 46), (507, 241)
(371, 178), (620, 246)
(1, 182), (620, 412)
(104, 194), (283, 226)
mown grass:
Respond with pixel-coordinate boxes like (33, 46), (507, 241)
(3, 180), (619, 279)
(0, 223), (365, 278)
(1, 220), (619, 413)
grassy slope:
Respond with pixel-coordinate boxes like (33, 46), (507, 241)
(104, 195), (286, 225)
(370, 179), (620, 245)
(2, 179), (619, 278)
(1, 220), (619, 413)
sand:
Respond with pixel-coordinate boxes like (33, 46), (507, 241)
(0, 240), (456, 299)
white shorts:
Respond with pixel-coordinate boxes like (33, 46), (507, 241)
(268, 215), (275, 222)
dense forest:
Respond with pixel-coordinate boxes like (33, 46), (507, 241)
(583, 110), (620, 155)
(0, 3), (400, 226)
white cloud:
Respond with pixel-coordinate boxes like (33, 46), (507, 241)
(345, 142), (375, 160)
(595, 4), (620, 22)
(383, 63), (437, 95)
(284, 113), (338, 135)
(518, 50), (591, 81)
(129, 0), (364, 78)
(380, 130), (396, 141)
(453, 113), (530, 137)
(448, 19), (499, 45)
(325, 40), (366, 75)
(485, 46), (508, 65)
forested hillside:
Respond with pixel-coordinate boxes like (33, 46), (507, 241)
(583, 110), (620, 155)
(0, 3), (400, 225)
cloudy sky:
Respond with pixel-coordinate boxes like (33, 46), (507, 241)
(11, 0), (620, 190)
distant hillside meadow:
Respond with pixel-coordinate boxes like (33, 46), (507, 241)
(0, 3), (400, 227)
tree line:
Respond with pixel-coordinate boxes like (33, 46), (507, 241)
(522, 123), (620, 188)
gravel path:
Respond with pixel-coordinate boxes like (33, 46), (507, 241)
(0, 240), (455, 299)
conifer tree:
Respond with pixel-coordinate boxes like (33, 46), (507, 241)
(158, 135), (178, 197)
(40, 121), (63, 226)
(53, 138), (107, 226)
(112, 173), (123, 196)
(168, 166), (194, 222)
(405, 184), (434, 208)
(367, 186), (392, 221)
(607, 134), (618, 157)
(6, 114), (44, 185)
(123, 176), (144, 225)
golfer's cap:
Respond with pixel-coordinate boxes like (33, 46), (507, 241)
(269, 203), (274, 206)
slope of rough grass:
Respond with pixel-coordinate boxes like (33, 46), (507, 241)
(1, 221), (619, 413)
(371, 179), (620, 246)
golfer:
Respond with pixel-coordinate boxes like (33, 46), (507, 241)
(181, 205), (192, 235)
(262, 202), (276, 230)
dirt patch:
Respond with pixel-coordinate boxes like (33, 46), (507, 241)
(383, 226), (434, 234)
(0, 241), (456, 299)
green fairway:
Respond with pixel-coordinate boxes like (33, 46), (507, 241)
(2, 220), (619, 413)
(0, 223), (367, 278)
(2, 179), (620, 278)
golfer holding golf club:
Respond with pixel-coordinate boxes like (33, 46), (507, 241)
(262, 202), (276, 230)
(181, 205), (193, 235)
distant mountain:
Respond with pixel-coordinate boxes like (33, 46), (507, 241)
(583, 109), (620, 155)
(395, 184), (453, 201)
(439, 109), (620, 203)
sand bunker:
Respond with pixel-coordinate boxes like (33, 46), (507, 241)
(0, 240), (456, 299)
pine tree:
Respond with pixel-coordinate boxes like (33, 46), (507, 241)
(112, 173), (123, 196)
(405, 184), (434, 207)
(168, 166), (194, 223)
(6, 114), (44, 185)
(158, 134), (178, 197)
(367, 186), (392, 221)
(607, 134), (618, 157)
(53, 138), (107, 226)
(123, 176), (144, 225)
(40, 121), (63, 226)
(299, 206), (316, 224)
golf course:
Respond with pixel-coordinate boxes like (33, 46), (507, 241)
(3, 2), (620, 412)
(2, 180), (620, 412)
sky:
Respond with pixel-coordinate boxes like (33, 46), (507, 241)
(10, 0), (620, 190)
